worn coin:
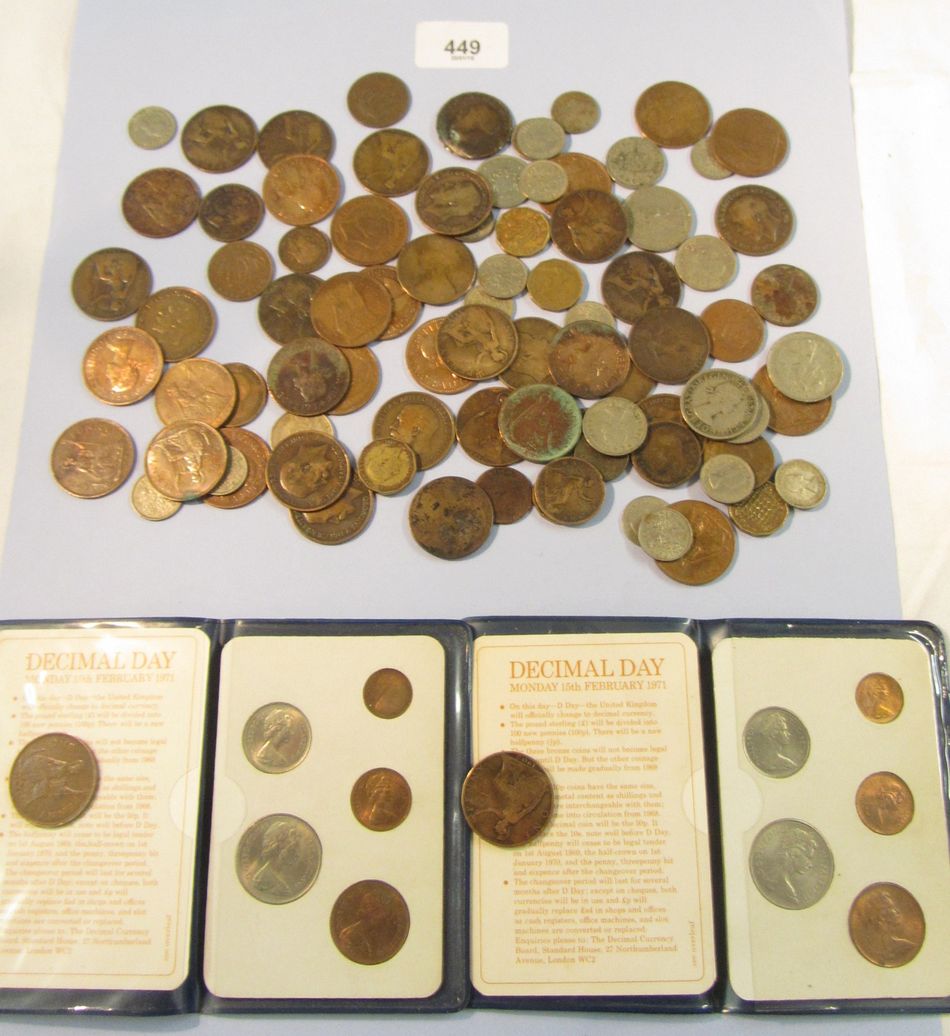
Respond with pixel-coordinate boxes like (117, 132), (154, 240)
(767, 332), (844, 403)
(573, 437), (628, 481)
(311, 271), (392, 347)
(330, 879), (410, 965)
(635, 81), (711, 148)
(849, 883), (925, 968)
(534, 457), (605, 526)
(550, 90), (600, 133)
(729, 389), (771, 444)
(855, 673), (904, 723)
(408, 476), (493, 559)
(551, 188), (627, 263)
(774, 459), (827, 509)
(700, 453), (755, 504)
(263, 154), (340, 226)
(51, 418), (135, 498)
(499, 383), (582, 462)
(145, 420), (228, 501)
(751, 264), (819, 326)
(621, 495), (665, 545)
(716, 184), (793, 256)
(397, 234), (475, 305)
(154, 356), (237, 427)
(638, 506), (694, 561)
(628, 307), (710, 384)
(855, 772), (914, 836)
(623, 185), (693, 252)
(242, 702), (312, 774)
(181, 104), (257, 172)
(136, 285), (216, 362)
(632, 421), (703, 488)
(743, 707), (810, 777)
(465, 286), (513, 315)
(457, 387), (521, 467)
(204, 427), (270, 510)
(271, 412), (334, 446)
(372, 391), (456, 470)
(476, 467), (533, 524)
(416, 166), (493, 236)
(266, 431), (350, 512)
(656, 500), (735, 584)
(198, 183), (264, 242)
(549, 320), (630, 398)
(330, 346), (380, 416)
(122, 167), (200, 238)
(752, 366), (833, 436)
(709, 107), (788, 177)
(499, 316), (557, 389)
(361, 265), (421, 340)
(267, 338), (350, 416)
(128, 105), (177, 149)
(461, 751), (554, 847)
(331, 194), (409, 267)
(601, 250), (681, 325)
(526, 258), (584, 311)
(131, 475), (181, 521)
(729, 481), (790, 537)
(749, 819), (834, 910)
(476, 154), (527, 208)
(207, 241), (274, 302)
(258, 109), (334, 167)
(513, 117), (565, 160)
(542, 152), (612, 213)
(347, 71), (411, 128)
(82, 326), (163, 405)
(674, 234), (737, 291)
(207, 446), (248, 497)
(519, 159), (568, 204)
(405, 317), (472, 394)
(351, 768), (412, 831)
(704, 437), (776, 489)
(681, 368), (759, 440)
(582, 397), (647, 455)
(353, 128), (430, 197)
(257, 274), (320, 344)
(363, 668), (413, 719)
(690, 137), (733, 180)
(437, 91), (514, 159)
(357, 438), (417, 495)
(290, 475), (375, 544)
(72, 247), (152, 321)
(9, 732), (99, 828)
(236, 813), (322, 905)
(278, 226), (332, 274)
(477, 254), (527, 299)
(639, 393), (685, 427)
(567, 301), (615, 327)
(495, 207), (550, 256)
(437, 305), (518, 381)
(700, 298), (765, 362)
(606, 136), (665, 188)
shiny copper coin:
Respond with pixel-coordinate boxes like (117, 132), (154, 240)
(751, 264), (819, 326)
(362, 265), (422, 340)
(372, 391), (455, 470)
(729, 481), (789, 536)
(136, 285), (216, 362)
(549, 320), (631, 398)
(408, 476), (493, 559)
(330, 195), (409, 266)
(181, 104), (257, 172)
(310, 272), (392, 347)
(122, 167), (200, 238)
(700, 298), (765, 362)
(415, 167), (493, 236)
(534, 456), (605, 525)
(9, 733), (99, 828)
(437, 305), (518, 381)
(278, 226), (332, 274)
(290, 475), (375, 544)
(601, 250), (681, 325)
(405, 317), (472, 394)
(331, 346), (380, 416)
(262, 155), (340, 226)
(350, 767), (412, 831)
(709, 108), (789, 177)
(461, 751), (554, 847)
(207, 241), (274, 302)
(656, 500), (735, 585)
(363, 668), (413, 719)
(476, 466), (533, 524)
(501, 317), (557, 389)
(855, 672), (904, 723)
(631, 420), (703, 488)
(353, 128), (430, 197)
(437, 92), (513, 159)
(236, 813), (322, 905)
(550, 188), (626, 263)
(330, 879), (410, 965)
(257, 273), (321, 345)
(198, 182), (264, 242)
(257, 109), (334, 167)
(242, 702), (311, 774)
(855, 772), (914, 836)
(204, 427), (270, 509)
(704, 437), (775, 488)
(266, 430), (350, 511)
(848, 883), (925, 968)
(457, 386), (521, 466)
(635, 81), (711, 148)
(82, 326), (163, 405)
(145, 420), (228, 501)
(628, 307), (710, 384)
(347, 71), (411, 128)
(267, 338), (350, 416)
(357, 437), (417, 495)
(155, 356), (237, 427)
(498, 383), (582, 462)
(397, 235), (476, 305)
(716, 185), (794, 256)
(752, 366), (832, 436)
(72, 247), (152, 321)
(51, 418), (135, 498)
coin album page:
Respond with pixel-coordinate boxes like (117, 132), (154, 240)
(711, 625), (950, 1009)
(0, 622), (212, 1011)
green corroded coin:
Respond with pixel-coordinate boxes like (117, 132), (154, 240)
(498, 383), (582, 462)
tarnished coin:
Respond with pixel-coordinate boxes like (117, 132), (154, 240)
(513, 117), (565, 160)
(204, 427), (270, 510)
(855, 772), (914, 836)
(526, 259), (584, 312)
(347, 72), (411, 128)
(638, 506), (694, 562)
(582, 397), (647, 455)
(457, 387), (521, 467)
(279, 226), (332, 274)
(623, 185), (693, 253)
(131, 475), (181, 520)
(674, 235), (737, 291)
(551, 90), (600, 134)
(716, 185), (793, 257)
(128, 106), (177, 149)
(519, 159), (568, 204)
(752, 366), (833, 436)
(729, 481), (790, 537)
(51, 418), (135, 499)
(154, 356), (237, 427)
(408, 476), (493, 559)
(476, 467), (533, 524)
(551, 188), (627, 263)
(267, 339), (350, 416)
(632, 421), (703, 488)
(751, 264), (819, 326)
(198, 182), (264, 242)
(122, 167), (200, 238)
(9, 733), (99, 828)
(330, 879), (410, 965)
(700, 299), (765, 363)
(82, 326), (163, 405)
(681, 369), (760, 440)
(495, 207), (551, 257)
(534, 456), (605, 526)
(242, 702), (312, 774)
(567, 301), (616, 328)
(271, 412), (334, 447)
(397, 234), (475, 305)
(542, 152), (612, 212)
(359, 265), (422, 341)
(405, 318), (472, 394)
(621, 495), (665, 545)
(257, 109), (335, 168)
(704, 437), (776, 489)
(848, 884), (925, 968)
(258, 273), (320, 345)
(635, 81), (711, 148)
(207, 241), (274, 302)
(357, 438), (417, 495)
(573, 437), (628, 481)
(700, 453), (755, 505)
(353, 128), (430, 197)
(461, 751), (554, 847)
(709, 107), (789, 177)
(363, 668), (413, 719)
(72, 247), (152, 321)
(181, 104), (257, 172)
(500, 317), (557, 389)
(749, 819), (834, 910)
(262, 155), (340, 226)
(266, 431), (350, 512)
(209, 447), (248, 497)
(372, 391), (456, 470)
(743, 707), (810, 778)
(729, 389), (771, 444)
(477, 154), (527, 208)
(774, 459), (827, 509)
(640, 393), (687, 427)
(331, 346), (381, 416)
(290, 475), (375, 545)
(311, 271), (392, 347)
(549, 320), (630, 398)
(690, 137), (733, 180)
(437, 92), (514, 159)
(767, 332), (845, 403)
(855, 673), (904, 724)
(478, 254), (527, 299)
(224, 362), (268, 426)
(145, 420), (228, 501)
(628, 307), (710, 385)
(236, 813), (322, 905)
(656, 500), (735, 585)
(416, 167), (493, 236)
(601, 250), (681, 325)
(331, 195), (409, 267)
(136, 285), (216, 362)
(437, 305), (518, 381)
(605, 136), (665, 188)
(499, 383), (582, 462)
(350, 768), (412, 831)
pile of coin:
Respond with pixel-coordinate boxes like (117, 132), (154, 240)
(58, 75), (844, 582)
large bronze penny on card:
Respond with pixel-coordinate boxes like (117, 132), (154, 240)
(855, 772), (914, 835)
(242, 702), (311, 774)
(408, 476), (493, 559)
(848, 883), (925, 968)
(236, 813), (322, 905)
(330, 879), (410, 965)
(51, 418), (135, 499)
(461, 751), (554, 848)
(363, 668), (413, 719)
(749, 818), (835, 910)
(9, 733), (99, 828)
(350, 767), (412, 831)
(855, 672), (904, 723)
(266, 431), (350, 512)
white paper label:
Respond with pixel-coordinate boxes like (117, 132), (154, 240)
(415, 21), (509, 69)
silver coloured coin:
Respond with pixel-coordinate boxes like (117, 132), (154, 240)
(767, 332), (845, 403)
(128, 106), (177, 149)
(513, 117), (566, 160)
(743, 706), (810, 778)
(242, 701), (312, 774)
(638, 506), (694, 561)
(622, 186), (693, 252)
(749, 818), (834, 910)
(774, 459), (828, 509)
(235, 813), (322, 904)
(621, 495), (665, 545)
(582, 397), (647, 456)
(605, 136), (665, 188)
(690, 137), (732, 180)
(476, 155), (527, 208)
(131, 475), (181, 521)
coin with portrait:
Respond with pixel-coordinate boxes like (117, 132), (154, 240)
(330, 879), (410, 964)
(236, 813), (322, 905)
(743, 707), (810, 778)
(242, 702), (312, 774)
(9, 733), (99, 828)
(350, 767), (412, 831)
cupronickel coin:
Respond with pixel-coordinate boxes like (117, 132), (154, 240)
(242, 702), (312, 774)
(749, 819), (834, 910)
(743, 707), (810, 778)
(330, 879), (410, 965)
(637, 506), (694, 562)
(855, 672), (904, 723)
(131, 475), (181, 521)
(51, 418), (135, 499)
(128, 106), (177, 149)
(350, 767), (412, 831)
(774, 459), (827, 509)
(9, 732), (99, 828)
(363, 668), (413, 719)
(848, 883), (925, 967)
(461, 751), (554, 848)
(700, 453), (756, 505)
(236, 813), (322, 905)
(767, 332), (845, 403)
(855, 772), (914, 835)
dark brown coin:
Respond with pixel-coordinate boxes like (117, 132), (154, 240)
(181, 104), (257, 172)
(236, 813), (322, 905)
(609, 364), (656, 405)
(372, 391), (456, 470)
(848, 883), (925, 968)
(310, 271), (392, 347)
(752, 366), (832, 436)
(331, 346), (381, 416)
(704, 437), (775, 488)
(436, 92), (514, 159)
(330, 194), (409, 266)
(640, 392), (687, 427)
(500, 317), (557, 389)
(145, 420), (228, 501)
(363, 668), (413, 719)
(207, 241), (274, 302)
(257, 109), (335, 167)
(396, 234), (475, 305)
(457, 386), (521, 466)
(635, 81), (711, 148)
(347, 72), (411, 128)
(573, 436), (628, 481)
(267, 338), (350, 416)
(855, 772), (914, 835)
(415, 167), (493, 236)
(549, 320), (631, 398)
(709, 108), (789, 177)
(82, 326), (163, 406)
(278, 226), (332, 274)
(855, 672), (904, 723)
(362, 265), (422, 340)
(405, 317), (473, 394)
(290, 475), (375, 544)
(72, 247), (152, 321)
(330, 879), (410, 965)
(266, 431), (350, 511)
(262, 155), (341, 226)
(437, 305), (518, 381)
(9, 732), (99, 827)
(628, 307), (710, 384)
(350, 767), (412, 831)
(122, 167), (200, 238)
(601, 250), (681, 325)
(353, 128), (430, 197)
(656, 500), (736, 585)
(198, 182), (264, 242)
(51, 418), (135, 498)
(716, 185), (794, 256)
(461, 751), (554, 847)
(136, 285), (216, 362)
(204, 426), (270, 510)
(550, 188), (627, 263)
(631, 420), (703, 488)
(498, 383), (582, 462)
(751, 264), (819, 326)
(533, 456), (605, 526)
(728, 481), (789, 536)
(700, 298), (765, 362)
(476, 466), (533, 524)
(408, 476), (493, 559)
(242, 702), (311, 774)
(257, 273), (321, 345)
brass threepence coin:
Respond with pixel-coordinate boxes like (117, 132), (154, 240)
(225, 362), (268, 426)
(122, 167), (200, 238)
(9, 732), (99, 828)
(476, 467), (533, 524)
(632, 421), (703, 488)
(674, 234), (737, 291)
(855, 673), (904, 723)
(533, 456), (605, 526)
(774, 459), (827, 509)
(154, 356), (237, 427)
(353, 128), (430, 197)
(266, 431), (350, 511)
(495, 207), (551, 257)
(136, 285), (216, 362)
(331, 346), (380, 415)
(405, 318), (472, 394)
(749, 819), (834, 910)
(51, 418), (135, 498)
(456, 387), (521, 467)
(437, 305), (519, 381)
(262, 154), (340, 226)
(628, 307), (710, 384)
(72, 247), (152, 321)
(82, 326), (163, 405)
(709, 107), (789, 177)
(397, 234), (475, 305)
(128, 105), (176, 149)
(278, 226), (332, 273)
(743, 707), (810, 778)
(330, 879), (410, 965)
(752, 366), (833, 436)
(621, 495), (665, 545)
(242, 702), (312, 774)
(257, 273), (320, 345)
(526, 258), (583, 311)
(767, 332), (845, 403)
(207, 241), (274, 302)
(131, 475), (181, 521)
(408, 476), (493, 559)
(372, 391), (456, 470)
(700, 298), (765, 362)
(461, 750), (554, 848)
(437, 91), (514, 159)
(204, 427), (270, 510)
(601, 250), (681, 325)
(347, 71), (411, 128)
(500, 317), (557, 389)
(700, 453), (755, 504)
(236, 813), (322, 905)
(181, 104), (257, 172)
(499, 383), (582, 462)
(704, 437), (776, 489)
(681, 368), (760, 440)
(416, 166), (493, 236)
(310, 271), (392, 347)
(257, 109), (335, 167)
(290, 476), (375, 545)
(635, 81), (711, 148)
(267, 338), (350, 416)
(582, 397), (647, 455)
(551, 90), (600, 134)
(549, 320), (630, 398)
(330, 195), (409, 267)
(551, 188), (627, 263)
(716, 184), (794, 256)
(656, 500), (735, 584)
(357, 438), (417, 495)
(605, 136), (664, 188)
(855, 772), (914, 836)
(637, 506), (694, 562)
(145, 420), (228, 501)
(350, 767), (412, 831)
(198, 183), (264, 242)
(363, 668), (413, 719)
(729, 481), (790, 537)
(848, 884), (925, 967)
(751, 264), (819, 326)
(622, 185), (693, 252)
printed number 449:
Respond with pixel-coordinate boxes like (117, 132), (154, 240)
(444, 39), (481, 56)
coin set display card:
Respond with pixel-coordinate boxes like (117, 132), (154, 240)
(0, 620), (214, 1014)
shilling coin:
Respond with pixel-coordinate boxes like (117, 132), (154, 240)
(476, 467), (533, 524)
(848, 883), (925, 968)
(767, 332), (845, 403)
(82, 326), (163, 406)
(436, 92), (514, 160)
(266, 431), (350, 512)
(498, 383), (582, 463)
(128, 106), (177, 149)
(855, 772), (914, 836)
(136, 285), (216, 362)
(709, 107), (789, 177)
(533, 456), (605, 526)
(9, 733), (99, 828)
(461, 751), (554, 847)
(357, 438), (417, 495)
(207, 241), (274, 302)
(51, 418), (135, 499)
(330, 879), (410, 965)
(681, 369), (759, 440)
(257, 109), (335, 167)
(743, 707), (810, 778)
(655, 500), (735, 585)
(236, 813), (322, 905)
(749, 819), (834, 910)
(353, 128), (430, 197)
(198, 183), (264, 242)
(700, 453), (756, 505)
(72, 247), (152, 321)
(154, 356), (237, 427)
(729, 481), (790, 537)
(477, 154), (527, 208)
(363, 668), (413, 719)
(519, 160), (568, 204)
(290, 476), (375, 545)
(242, 702), (312, 774)
(513, 117), (565, 160)
(347, 72), (411, 128)
(122, 167), (200, 238)
(477, 254), (528, 300)
(716, 185), (793, 257)
(181, 104), (257, 172)
(550, 91), (600, 134)
(350, 768), (412, 831)
(751, 264), (819, 326)
(267, 338), (351, 417)
(145, 420), (228, 501)
(372, 391), (456, 470)
(855, 673), (904, 723)
(131, 475), (181, 521)
(635, 81), (711, 148)
(408, 476), (494, 559)
(637, 506), (694, 562)
(774, 459), (827, 509)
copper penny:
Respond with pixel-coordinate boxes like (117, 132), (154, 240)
(155, 356), (237, 427)
(272, 413), (334, 446)
(476, 466), (533, 524)
(751, 366), (832, 436)
(363, 668), (413, 719)
(266, 430), (350, 511)
(82, 326), (163, 405)
(353, 128), (430, 197)
(51, 418), (135, 498)
(533, 456), (605, 526)
(656, 500), (735, 585)
(855, 772), (914, 836)
(408, 476), (493, 559)
(372, 391), (456, 470)
(700, 298), (765, 362)
(457, 386), (521, 466)
(640, 393), (687, 427)
(751, 264), (819, 326)
(357, 437), (417, 495)
(601, 250), (681, 325)
(540, 152), (613, 216)
(628, 307), (710, 384)
(709, 108), (789, 177)
(498, 383), (582, 463)
(609, 364), (656, 406)
(405, 317), (473, 394)
(262, 154), (340, 226)
(136, 285), (216, 362)
(331, 346), (381, 416)
(848, 883), (925, 968)
(310, 271), (392, 347)
(257, 109), (334, 167)
(350, 768), (412, 831)
(9, 733), (99, 828)
(396, 234), (475, 305)
(500, 317), (557, 389)
(330, 195), (408, 267)
(204, 427), (270, 510)
(635, 81), (711, 148)
(437, 305), (518, 381)
(347, 71), (411, 128)
(207, 241), (274, 302)
(241, 702), (311, 774)
(267, 338), (350, 416)
(716, 185), (794, 257)
(330, 879), (410, 965)
(290, 475), (375, 545)
(122, 167), (200, 238)
(631, 420), (703, 488)
(72, 247), (152, 321)
(549, 320), (631, 398)
(181, 105), (256, 172)
(436, 92), (513, 160)
(236, 813), (322, 905)
(855, 672), (904, 723)
(704, 437), (775, 489)
(258, 273), (321, 345)
(573, 437), (628, 481)
(145, 420), (228, 501)
(415, 167), (493, 236)
(550, 188), (627, 263)
(278, 226), (332, 274)
(362, 265), (422, 340)
(461, 751), (554, 847)
(198, 182), (264, 242)
(728, 481), (790, 536)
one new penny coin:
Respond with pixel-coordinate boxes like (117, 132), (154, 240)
(855, 772), (914, 836)
(855, 673), (904, 723)
(350, 768), (412, 831)
(848, 883), (925, 968)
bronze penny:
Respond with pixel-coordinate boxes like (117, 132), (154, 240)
(700, 298), (765, 362)
(709, 107), (789, 177)
(331, 346), (381, 416)
(242, 702), (311, 774)
(347, 72), (411, 128)
(372, 391), (456, 470)
(855, 672), (904, 723)
(457, 386), (521, 466)
(278, 226), (332, 274)
(51, 418), (135, 498)
(704, 437), (775, 488)
(415, 167), (493, 236)
(236, 813), (322, 905)
(752, 366), (833, 436)
(362, 265), (422, 340)
(310, 271), (392, 347)
(436, 91), (513, 160)
(533, 456), (605, 526)
(267, 338), (350, 416)
(549, 320), (631, 398)
(204, 427), (270, 510)
(266, 430), (350, 512)
(9, 732), (99, 828)
(122, 167), (200, 238)
(640, 393), (687, 427)
(350, 767), (412, 831)
(848, 883), (925, 968)
(855, 772), (914, 836)
(357, 437), (417, 495)
(136, 285), (216, 362)
(145, 420), (228, 501)
(82, 326), (163, 405)
(207, 241), (274, 302)
(72, 247), (152, 321)
(751, 264), (819, 326)
(155, 356), (237, 427)
(716, 184), (794, 257)
(550, 188), (627, 263)
(540, 152), (613, 215)
(437, 305), (518, 381)
(609, 363), (656, 405)
(405, 317), (473, 395)
(728, 481), (790, 536)
(408, 476), (493, 559)
(396, 234), (476, 305)
(330, 879), (410, 965)
(498, 383), (582, 463)
(601, 250), (681, 325)
(500, 317), (557, 389)
(476, 466), (533, 524)
(656, 500), (735, 585)
(628, 307), (710, 384)
(573, 437), (629, 481)
(262, 154), (341, 226)
(258, 273), (321, 345)
(290, 475), (375, 545)
(631, 420), (703, 488)
(461, 751), (554, 847)
(198, 182), (264, 242)
(330, 195), (409, 267)
(635, 81), (711, 148)
(257, 109), (334, 167)
(353, 128), (430, 197)
(363, 668), (413, 719)
(272, 413), (334, 446)
(181, 104), (257, 173)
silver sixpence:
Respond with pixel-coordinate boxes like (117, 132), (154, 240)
(743, 706), (811, 777)
(700, 454), (755, 505)
(766, 332), (845, 403)
(690, 137), (732, 180)
(749, 819), (834, 910)
(638, 506), (694, 561)
(477, 155), (528, 208)
(513, 117), (566, 160)
(605, 136), (665, 188)
(236, 814), (322, 904)
(774, 459), (828, 509)
(128, 106), (177, 149)
(621, 495), (665, 545)
(582, 397), (647, 455)
(622, 186), (693, 252)
(242, 701), (312, 774)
